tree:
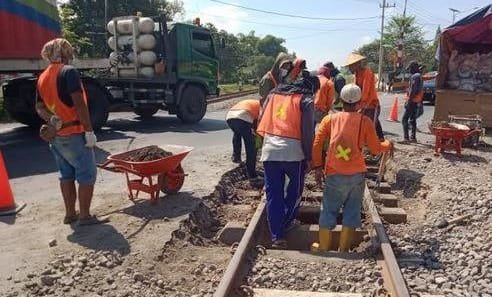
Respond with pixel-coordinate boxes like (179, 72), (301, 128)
(256, 35), (287, 57)
(356, 15), (434, 75)
(60, 0), (184, 57)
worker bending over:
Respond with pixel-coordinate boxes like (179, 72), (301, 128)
(226, 99), (263, 187)
(344, 53), (384, 140)
(257, 70), (318, 249)
(311, 84), (393, 252)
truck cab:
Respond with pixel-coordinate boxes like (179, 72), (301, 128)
(2, 15), (220, 129)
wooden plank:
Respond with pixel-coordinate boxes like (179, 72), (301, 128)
(254, 288), (363, 297)
(366, 180), (392, 194)
(380, 207), (407, 224)
(285, 224), (367, 251)
(373, 194), (399, 207)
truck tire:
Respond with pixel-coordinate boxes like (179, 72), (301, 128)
(177, 85), (206, 123)
(85, 82), (110, 130)
(134, 104), (160, 119)
(3, 79), (42, 128)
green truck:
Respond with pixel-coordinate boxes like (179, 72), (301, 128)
(1, 14), (220, 129)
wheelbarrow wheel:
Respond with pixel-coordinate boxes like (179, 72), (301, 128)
(159, 165), (185, 194)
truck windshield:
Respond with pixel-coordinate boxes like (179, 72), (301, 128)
(192, 32), (214, 57)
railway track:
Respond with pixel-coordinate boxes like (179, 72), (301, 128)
(207, 89), (259, 104)
(212, 156), (440, 297)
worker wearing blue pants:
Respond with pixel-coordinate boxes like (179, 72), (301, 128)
(257, 70), (318, 249)
(263, 161), (306, 242)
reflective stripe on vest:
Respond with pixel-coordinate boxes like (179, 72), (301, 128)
(230, 99), (261, 120)
(256, 93), (302, 140)
(37, 63), (86, 136)
(267, 71), (278, 88)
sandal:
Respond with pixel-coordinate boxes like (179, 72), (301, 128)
(77, 215), (110, 226)
(63, 214), (79, 225)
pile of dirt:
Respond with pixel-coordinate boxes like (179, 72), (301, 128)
(123, 146), (172, 162)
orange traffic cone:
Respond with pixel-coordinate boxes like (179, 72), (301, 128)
(386, 97), (399, 122)
(0, 151), (25, 216)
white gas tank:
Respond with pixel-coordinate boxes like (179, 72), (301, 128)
(137, 34), (156, 50)
(139, 67), (155, 78)
(138, 17), (155, 34)
(108, 35), (134, 50)
(107, 19), (135, 35)
(138, 51), (157, 66)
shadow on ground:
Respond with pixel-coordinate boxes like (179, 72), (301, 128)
(67, 223), (131, 255)
(392, 169), (425, 199)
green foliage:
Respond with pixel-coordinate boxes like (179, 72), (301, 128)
(60, 0), (184, 58)
(357, 15), (439, 75)
(208, 26), (289, 83)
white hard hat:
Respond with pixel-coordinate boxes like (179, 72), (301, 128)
(340, 84), (362, 104)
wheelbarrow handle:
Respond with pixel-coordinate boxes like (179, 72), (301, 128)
(97, 160), (141, 175)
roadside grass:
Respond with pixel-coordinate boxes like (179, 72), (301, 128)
(219, 83), (257, 95)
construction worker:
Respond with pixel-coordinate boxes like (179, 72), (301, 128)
(226, 99), (263, 187)
(36, 38), (106, 226)
(343, 53), (384, 140)
(314, 65), (335, 123)
(402, 61), (424, 142)
(323, 62), (346, 111)
(259, 52), (294, 105)
(311, 84), (393, 252)
(257, 70), (319, 249)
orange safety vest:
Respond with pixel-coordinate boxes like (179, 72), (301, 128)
(257, 93), (302, 140)
(230, 99), (261, 120)
(37, 63), (87, 136)
(355, 68), (379, 108)
(267, 71), (278, 88)
(411, 90), (424, 103)
(314, 75), (335, 113)
(325, 112), (365, 175)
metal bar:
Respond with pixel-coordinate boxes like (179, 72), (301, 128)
(207, 89), (258, 104)
(214, 198), (266, 297)
(364, 186), (410, 297)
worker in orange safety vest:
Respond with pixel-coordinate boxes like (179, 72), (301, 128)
(314, 65), (336, 123)
(257, 70), (319, 249)
(402, 61), (424, 142)
(259, 52), (294, 106)
(226, 99), (263, 187)
(343, 53), (384, 140)
(36, 38), (107, 226)
(311, 84), (393, 252)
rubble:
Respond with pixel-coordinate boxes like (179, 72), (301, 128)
(385, 144), (492, 296)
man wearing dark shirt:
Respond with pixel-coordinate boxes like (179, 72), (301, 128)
(36, 38), (105, 226)
(402, 61), (424, 142)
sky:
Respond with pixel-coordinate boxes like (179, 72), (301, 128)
(177, 0), (491, 69)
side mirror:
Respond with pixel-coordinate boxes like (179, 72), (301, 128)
(220, 38), (226, 49)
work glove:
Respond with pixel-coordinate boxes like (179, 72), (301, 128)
(85, 131), (97, 148)
(49, 115), (63, 130)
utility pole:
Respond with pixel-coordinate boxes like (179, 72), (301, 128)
(449, 8), (459, 24)
(378, 0), (395, 91)
(397, 0), (408, 71)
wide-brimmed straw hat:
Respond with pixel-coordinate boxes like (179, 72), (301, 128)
(343, 53), (367, 67)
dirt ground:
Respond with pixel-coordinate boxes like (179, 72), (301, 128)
(0, 141), (266, 296)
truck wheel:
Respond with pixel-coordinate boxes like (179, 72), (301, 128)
(177, 85), (206, 123)
(134, 105), (160, 119)
(85, 83), (110, 130)
(3, 79), (42, 128)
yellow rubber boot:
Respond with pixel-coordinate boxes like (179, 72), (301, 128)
(311, 228), (332, 252)
(338, 226), (355, 252)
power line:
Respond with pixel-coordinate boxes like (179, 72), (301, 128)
(189, 10), (379, 33)
(209, 0), (381, 21)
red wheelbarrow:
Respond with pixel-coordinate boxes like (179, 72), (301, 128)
(98, 145), (193, 202)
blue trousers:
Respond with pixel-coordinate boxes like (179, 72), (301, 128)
(319, 174), (364, 230)
(264, 161), (306, 241)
